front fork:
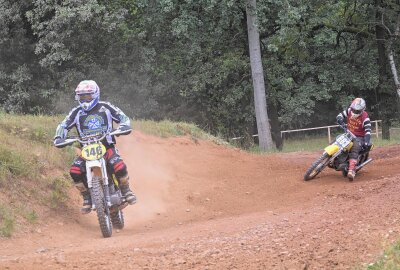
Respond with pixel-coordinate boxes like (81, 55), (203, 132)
(86, 158), (112, 209)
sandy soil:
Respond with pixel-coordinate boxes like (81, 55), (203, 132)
(1, 131), (400, 270)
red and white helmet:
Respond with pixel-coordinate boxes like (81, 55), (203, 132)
(75, 80), (100, 111)
(350, 97), (366, 118)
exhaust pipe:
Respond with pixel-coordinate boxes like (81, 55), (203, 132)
(356, 158), (372, 171)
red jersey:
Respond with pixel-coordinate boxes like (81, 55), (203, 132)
(338, 108), (371, 137)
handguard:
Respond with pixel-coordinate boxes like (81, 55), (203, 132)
(114, 127), (132, 137)
(54, 138), (78, 148)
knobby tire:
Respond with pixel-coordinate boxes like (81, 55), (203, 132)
(92, 176), (112, 238)
(304, 152), (331, 181)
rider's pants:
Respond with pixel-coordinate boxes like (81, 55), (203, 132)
(349, 137), (365, 160)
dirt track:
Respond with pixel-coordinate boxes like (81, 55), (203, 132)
(1, 132), (400, 269)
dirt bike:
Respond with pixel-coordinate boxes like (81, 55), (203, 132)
(304, 127), (373, 181)
(55, 129), (131, 238)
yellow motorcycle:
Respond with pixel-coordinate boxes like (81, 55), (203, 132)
(304, 128), (373, 181)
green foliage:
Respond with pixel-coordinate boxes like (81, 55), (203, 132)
(0, 145), (30, 178)
(0, 1), (57, 113)
(0, 113), (73, 235)
(1, 0), (400, 144)
(134, 119), (226, 144)
(366, 241), (400, 269)
(47, 176), (71, 209)
(0, 203), (15, 237)
(0, 112), (60, 144)
(24, 210), (38, 224)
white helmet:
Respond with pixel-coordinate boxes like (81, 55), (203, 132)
(350, 97), (366, 119)
(75, 80), (100, 111)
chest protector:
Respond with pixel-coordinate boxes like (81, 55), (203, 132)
(347, 111), (368, 137)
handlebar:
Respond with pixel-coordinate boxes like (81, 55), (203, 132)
(339, 124), (356, 140)
(54, 129), (131, 148)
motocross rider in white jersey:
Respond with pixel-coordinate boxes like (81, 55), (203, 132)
(54, 80), (136, 214)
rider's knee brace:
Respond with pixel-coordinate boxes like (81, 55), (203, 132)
(70, 158), (87, 186)
(106, 152), (128, 179)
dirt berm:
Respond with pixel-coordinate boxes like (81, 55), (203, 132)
(1, 131), (400, 269)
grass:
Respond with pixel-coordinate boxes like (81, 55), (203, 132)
(364, 241), (400, 269)
(0, 143), (34, 178)
(134, 119), (227, 145)
(48, 176), (72, 209)
(0, 112), (75, 236)
(24, 210), (38, 224)
(0, 112), (60, 144)
(0, 203), (15, 237)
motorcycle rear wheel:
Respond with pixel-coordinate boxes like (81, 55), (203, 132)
(304, 152), (330, 181)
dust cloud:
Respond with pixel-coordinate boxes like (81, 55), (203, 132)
(117, 133), (174, 225)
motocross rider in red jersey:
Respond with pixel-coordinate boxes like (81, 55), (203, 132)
(54, 80), (136, 214)
(336, 98), (372, 180)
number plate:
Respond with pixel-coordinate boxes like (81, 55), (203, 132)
(81, 143), (106, 161)
(335, 134), (352, 148)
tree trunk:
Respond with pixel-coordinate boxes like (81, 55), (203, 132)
(268, 100), (283, 150)
(389, 50), (400, 96)
(388, 13), (400, 97)
(245, 0), (274, 151)
(375, 0), (391, 139)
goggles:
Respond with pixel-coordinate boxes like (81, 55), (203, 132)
(351, 108), (362, 115)
(76, 94), (95, 102)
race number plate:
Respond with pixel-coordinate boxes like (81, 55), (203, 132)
(81, 143), (106, 161)
(336, 134), (352, 148)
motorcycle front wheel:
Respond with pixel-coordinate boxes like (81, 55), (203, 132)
(304, 152), (331, 181)
(92, 176), (113, 238)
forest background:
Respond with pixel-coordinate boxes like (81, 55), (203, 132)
(1, 0), (400, 149)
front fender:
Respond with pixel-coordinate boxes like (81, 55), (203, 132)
(324, 144), (340, 156)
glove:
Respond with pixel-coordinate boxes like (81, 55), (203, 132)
(337, 118), (346, 129)
(362, 139), (371, 151)
(363, 134), (371, 150)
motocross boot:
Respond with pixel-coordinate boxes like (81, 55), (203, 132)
(75, 183), (92, 214)
(119, 174), (137, 205)
(347, 159), (357, 181)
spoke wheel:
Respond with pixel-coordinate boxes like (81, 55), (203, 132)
(304, 152), (331, 181)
